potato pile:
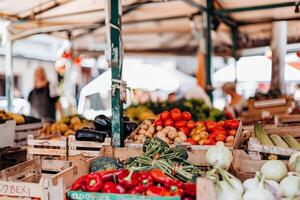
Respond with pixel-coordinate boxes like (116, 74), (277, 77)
(38, 115), (91, 139)
(131, 119), (187, 144)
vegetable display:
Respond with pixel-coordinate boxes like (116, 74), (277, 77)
(69, 138), (197, 199)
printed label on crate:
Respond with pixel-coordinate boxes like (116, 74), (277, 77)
(68, 191), (180, 200)
(0, 181), (40, 197)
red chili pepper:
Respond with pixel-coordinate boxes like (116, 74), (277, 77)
(169, 185), (184, 197)
(128, 185), (145, 195)
(139, 172), (154, 190)
(86, 173), (103, 192)
(98, 169), (129, 182)
(146, 185), (170, 196)
(149, 169), (172, 184)
(101, 181), (118, 193)
(71, 175), (87, 191)
(183, 182), (196, 196)
(117, 171), (139, 189)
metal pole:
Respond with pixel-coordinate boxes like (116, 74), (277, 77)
(106, 0), (123, 147)
(271, 21), (287, 93)
(231, 26), (238, 82)
(4, 22), (13, 112)
(204, 0), (213, 100)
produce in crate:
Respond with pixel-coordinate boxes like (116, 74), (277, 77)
(69, 138), (198, 199)
(0, 110), (41, 125)
(38, 115), (90, 139)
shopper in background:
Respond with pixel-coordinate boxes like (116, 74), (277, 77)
(222, 82), (247, 118)
(28, 66), (61, 121)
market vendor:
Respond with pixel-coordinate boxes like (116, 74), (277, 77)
(222, 82), (247, 118)
(28, 66), (62, 121)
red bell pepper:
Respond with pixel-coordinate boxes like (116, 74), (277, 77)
(139, 172), (154, 190)
(149, 169), (172, 184)
(115, 184), (127, 194)
(101, 182), (118, 193)
(71, 175), (87, 191)
(128, 185), (145, 195)
(98, 169), (129, 182)
(169, 185), (184, 197)
(183, 182), (196, 196)
(86, 173), (103, 192)
(117, 171), (139, 189)
(146, 185), (170, 196)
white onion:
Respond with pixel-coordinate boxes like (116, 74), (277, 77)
(280, 173), (300, 198)
(261, 160), (287, 182)
(206, 142), (232, 170)
(288, 152), (300, 173)
(217, 180), (242, 200)
(243, 174), (259, 191)
(243, 176), (275, 200)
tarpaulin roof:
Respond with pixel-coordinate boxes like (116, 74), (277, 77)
(0, 0), (300, 56)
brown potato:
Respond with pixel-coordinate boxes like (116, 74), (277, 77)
(144, 131), (153, 138)
(178, 131), (187, 141)
(174, 137), (184, 143)
(156, 126), (163, 131)
(156, 131), (166, 138)
(140, 124), (148, 130)
(148, 126), (155, 134)
(144, 120), (152, 126)
(138, 129), (146, 135)
(167, 131), (178, 140)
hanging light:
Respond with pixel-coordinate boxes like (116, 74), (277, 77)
(295, 1), (300, 13)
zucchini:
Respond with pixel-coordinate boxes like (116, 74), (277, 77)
(283, 135), (300, 151)
(254, 123), (274, 146)
(270, 134), (289, 148)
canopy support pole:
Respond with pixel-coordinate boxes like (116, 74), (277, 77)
(271, 21), (287, 93)
(106, 0), (124, 147)
(204, 0), (213, 100)
(4, 22), (13, 112)
(231, 26), (238, 82)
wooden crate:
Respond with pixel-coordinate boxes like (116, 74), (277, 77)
(0, 158), (71, 199)
(27, 135), (68, 160)
(68, 135), (111, 159)
(196, 178), (216, 200)
(247, 126), (300, 158)
(15, 123), (43, 146)
(231, 150), (288, 181)
(274, 114), (300, 126)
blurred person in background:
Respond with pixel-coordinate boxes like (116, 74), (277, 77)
(28, 66), (62, 121)
(222, 82), (247, 118)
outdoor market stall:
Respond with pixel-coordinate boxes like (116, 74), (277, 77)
(0, 0), (299, 200)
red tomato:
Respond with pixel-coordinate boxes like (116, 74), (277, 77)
(205, 121), (217, 132)
(211, 127), (227, 136)
(160, 111), (170, 121)
(170, 110), (181, 121)
(203, 138), (215, 145)
(155, 119), (163, 127)
(196, 121), (205, 126)
(181, 112), (192, 121)
(170, 108), (181, 114)
(215, 134), (226, 142)
(216, 120), (225, 127)
(208, 132), (217, 139)
(228, 129), (237, 136)
(164, 119), (174, 127)
(224, 120), (239, 130)
(175, 120), (187, 129)
(186, 120), (196, 130)
(180, 127), (190, 136)
(186, 138), (197, 145)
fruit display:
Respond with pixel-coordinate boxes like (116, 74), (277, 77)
(38, 115), (91, 139)
(124, 106), (156, 123)
(69, 138), (198, 199)
(125, 98), (225, 122)
(0, 110), (41, 125)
